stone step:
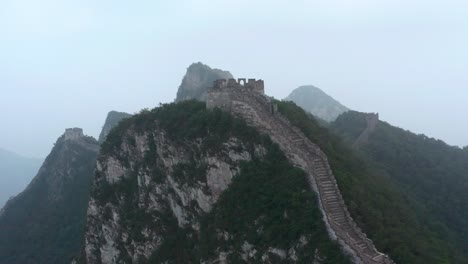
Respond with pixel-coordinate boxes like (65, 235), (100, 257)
(356, 241), (367, 248)
(328, 204), (342, 210)
(330, 209), (345, 215)
(323, 198), (339, 204)
(330, 210), (345, 216)
(334, 218), (347, 225)
(324, 195), (339, 200)
(320, 185), (334, 190)
(329, 205), (343, 210)
(320, 179), (333, 184)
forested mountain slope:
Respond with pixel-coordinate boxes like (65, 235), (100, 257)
(331, 110), (468, 263)
(0, 129), (99, 264)
(277, 102), (465, 264)
(82, 101), (348, 263)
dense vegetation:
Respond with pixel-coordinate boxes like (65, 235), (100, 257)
(196, 143), (349, 263)
(332, 110), (468, 263)
(95, 101), (348, 263)
(0, 138), (98, 264)
(148, 143), (350, 263)
(277, 101), (464, 264)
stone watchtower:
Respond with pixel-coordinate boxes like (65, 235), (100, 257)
(207, 78), (265, 110)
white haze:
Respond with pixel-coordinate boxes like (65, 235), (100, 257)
(0, 0), (467, 158)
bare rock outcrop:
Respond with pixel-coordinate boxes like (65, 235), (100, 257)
(98, 111), (132, 143)
(175, 62), (233, 102)
(84, 126), (265, 263)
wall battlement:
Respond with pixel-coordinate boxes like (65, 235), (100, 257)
(212, 78), (265, 94)
(64, 128), (84, 141)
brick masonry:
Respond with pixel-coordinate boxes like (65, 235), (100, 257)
(207, 79), (395, 264)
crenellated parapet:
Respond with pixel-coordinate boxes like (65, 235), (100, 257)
(64, 128), (84, 141)
(212, 78), (265, 94)
(207, 78), (265, 110)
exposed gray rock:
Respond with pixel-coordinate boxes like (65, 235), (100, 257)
(175, 62), (233, 102)
(84, 126), (263, 263)
(98, 111), (132, 143)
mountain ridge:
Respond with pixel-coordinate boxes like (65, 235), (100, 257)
(285, 85), (349, 122)
(175, 62), (233, 102)
(0, 128), (99, 264)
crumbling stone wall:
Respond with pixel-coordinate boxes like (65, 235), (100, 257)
(352, 113), (379, 149)
(206, 83), (395, 264)
(64, 128), (84, 141)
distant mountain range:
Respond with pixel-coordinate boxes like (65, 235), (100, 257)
(332, 111), (468, 261)
(0, 62), (466, 264)
(0, 148), (42, 208)
(0, 112), (129, 264)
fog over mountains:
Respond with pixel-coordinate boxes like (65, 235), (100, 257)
(0, 148), (42, 208)
(1, 1), (467, 158)
(0, 62), (466, 263)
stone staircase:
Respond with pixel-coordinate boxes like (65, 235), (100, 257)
(208, 88), (395, 264)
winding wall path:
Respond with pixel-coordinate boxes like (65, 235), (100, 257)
(207, 87), (395, 264)
(352, 113), (379, 149)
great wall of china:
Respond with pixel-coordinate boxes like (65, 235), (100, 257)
(207, 78), (395, 264)
(352, 113), (379, 149)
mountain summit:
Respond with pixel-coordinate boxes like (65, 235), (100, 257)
(175, 62), (233, 102)
(0, 128), (99, 264)
(98, 111), (132, 143)
(285, 85), (349, 122)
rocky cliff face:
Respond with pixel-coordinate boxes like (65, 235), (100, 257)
(0, 128), (99, 264)
(175, 62), (233, 102)
(82, 102), (348, 264)
(99, 111), (132, 143)
(285, 85), (349, 122)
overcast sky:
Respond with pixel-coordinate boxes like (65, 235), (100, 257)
(1, 0), (467, 158)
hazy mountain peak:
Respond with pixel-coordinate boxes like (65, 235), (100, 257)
(285, 85), (349, 122)
(0, 129), (99, 263)
(98, 111), (132, 143)
(175, 62), (233, 102)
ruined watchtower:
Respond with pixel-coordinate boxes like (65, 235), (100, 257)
(207, 78), (265, 110)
